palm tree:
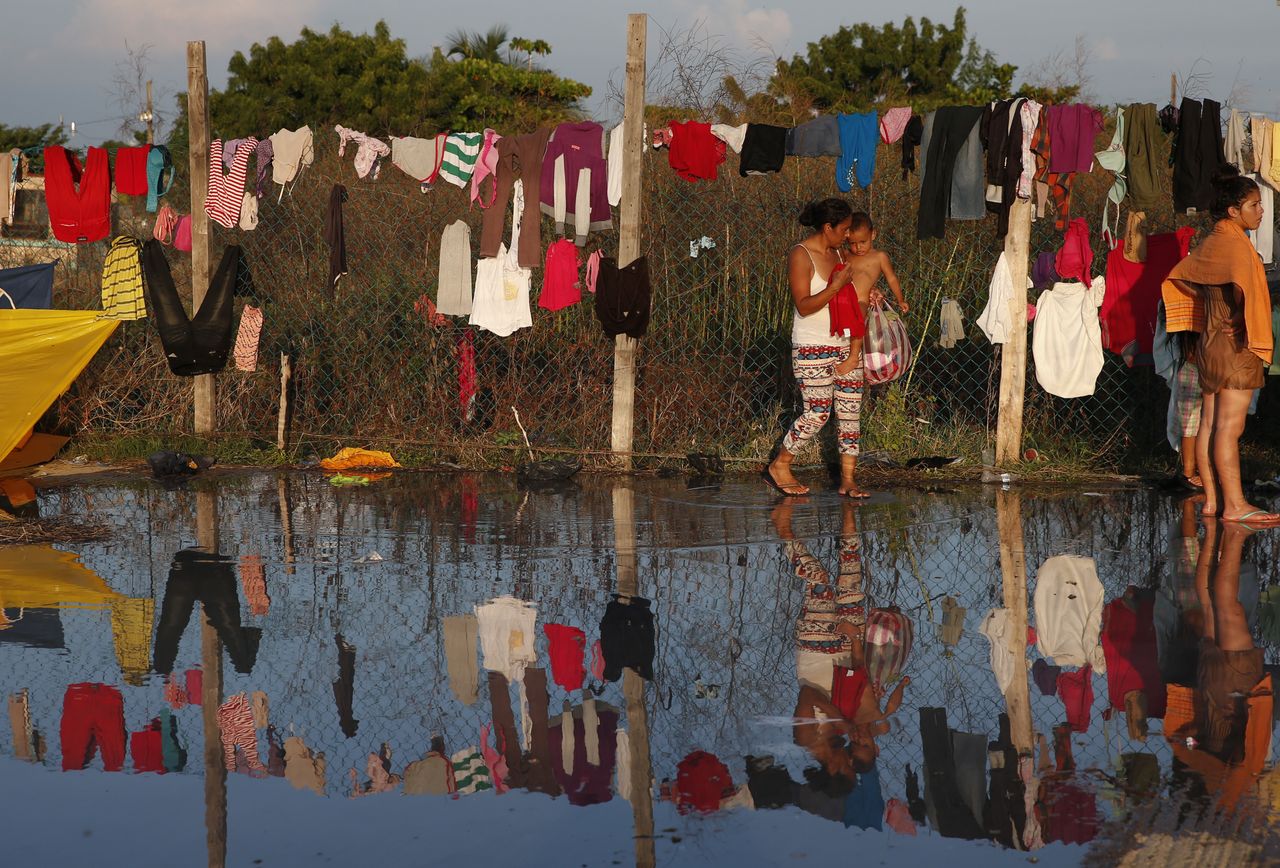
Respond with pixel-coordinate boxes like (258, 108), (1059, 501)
(445, 25), (509, 62)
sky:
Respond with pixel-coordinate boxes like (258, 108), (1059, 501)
(3, 0), (1279, 144)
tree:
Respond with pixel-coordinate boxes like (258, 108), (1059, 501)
(446, 26), (510, 62)
(0, 123), (67, 153)
(111, 42), (168, 143)
(775, 7), (1011, 110)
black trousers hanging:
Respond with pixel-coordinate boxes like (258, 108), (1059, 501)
(153, 548), (261, 676)
(1172, 98), (1225, 214)
(143, 239), (239, 376)
(916, 106), (984, 240)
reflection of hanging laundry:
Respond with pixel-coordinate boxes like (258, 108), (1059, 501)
(1057, 666), (1094, 733)
(349, 744), (400, 797)
(153, 549), (261, 676)
(8, 688), (35, 761)
(61, 683), (126, 772)
(487, 668), (560, 795)
(451, 746), (493, 794)
(476, 596), (539, 681)
(238, 554), (269, 616)
(1100, 588), (1166, 719)
(130, 718), (167, 773)
(939, 595), (966, 649)
(548, 700), (619, 805)
(544, 623), (588, 691)
(479, 722), (510, 794)
(403, 748), (456, 796)
(217, 693), (266, 775)
(675, 750), (733, 814)
(332, 634), (359, 739)
(599, 595), (655, 681)
(185, 669), (202, 705)
(250, 691), (269, 729)
(444, 614), (480, 705)
(1034, 555), (1107, 670)
(161, 709), (186, 772)
(979, 607), (1018, 693)
(1031, 658), (1061, 696)
(110, 596), (154, 686)
(264, 724), (285, 777)
(284, 736), (327, 794)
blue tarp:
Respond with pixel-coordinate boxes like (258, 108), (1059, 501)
(0, 260), (58, 309)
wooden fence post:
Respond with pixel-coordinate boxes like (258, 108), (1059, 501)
(187, 42), (215, 435)
(610, 13), (647, 467)
(994, 198), (1031, 465)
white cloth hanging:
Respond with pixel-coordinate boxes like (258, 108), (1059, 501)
(1248, 174), (1274, 264)
(1033, 555), (1107, 671)
(436, 220), (473, 317)
(606, 124), (625, 208)
(938, 298), (965, 348)
(976, 251), (1030, 345)
(470, 180), (533, 336)
(1031, 277), (1106, 398)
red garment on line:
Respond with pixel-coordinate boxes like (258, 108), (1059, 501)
(667, 121), (726, 182)
(43, 146), (111, 244)
(541, 240), (582, 311)
(1100, 228), (1194, 356)
(114, 146), (151, 195)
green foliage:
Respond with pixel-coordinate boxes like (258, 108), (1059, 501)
(165, 21), (588, 169)
(0, 122), (68, 153)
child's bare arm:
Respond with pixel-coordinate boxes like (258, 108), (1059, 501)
(881, 253), (908, 313)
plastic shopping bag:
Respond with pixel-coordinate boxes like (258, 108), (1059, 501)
(863, 305), (911, 385)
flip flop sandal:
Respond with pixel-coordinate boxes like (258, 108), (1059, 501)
(762, 468), (807, 497)
(1222, 510), (1280, 526)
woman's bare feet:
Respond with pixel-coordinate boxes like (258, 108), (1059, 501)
(765, 455), (808, 496)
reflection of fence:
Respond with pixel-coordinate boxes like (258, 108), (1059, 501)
(5, 475), (1278, 807)
(8, 116), (1276, 468)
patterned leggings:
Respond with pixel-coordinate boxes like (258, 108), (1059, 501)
(781, 345), (864, 457)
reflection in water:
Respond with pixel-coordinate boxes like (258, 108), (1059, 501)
(0, 473), (1277, 865)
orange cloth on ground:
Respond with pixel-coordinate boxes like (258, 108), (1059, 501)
(318, 447), (401, 472)
(1166, 674), (1273, 813)
(1161, 221), (1273, 364)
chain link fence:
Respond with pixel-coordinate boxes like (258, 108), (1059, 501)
(4, 115), (1278, 469)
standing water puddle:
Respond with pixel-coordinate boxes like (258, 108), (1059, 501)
(1, 472), (1277, 866)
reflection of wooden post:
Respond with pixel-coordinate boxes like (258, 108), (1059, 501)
(610, 13), (647, 467)
(612, 484), (655, 868)
(277, 475), (296, 576)
(995, 199), (1031, 465)
(187, 42), (215, 435)
(995, 489), (1033, 753)
(196, 490), (227, 868)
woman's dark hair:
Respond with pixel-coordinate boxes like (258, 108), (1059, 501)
(799, 198), (853, 230)
(1210, 164), (1259, 222)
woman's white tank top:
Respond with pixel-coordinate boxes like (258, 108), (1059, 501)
(791, 245), (847, 347)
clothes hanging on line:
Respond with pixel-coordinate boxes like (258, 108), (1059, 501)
(1172, 98), (1225, 213)
(668, 121), (726, 182)
(437, 219), (474, 317)
(1032, 276), (1106, 398)
(880, 107), (912, 144)
(390, 134), (447, 185)
(541, 239), (582, 311)
(786, 116), (841, 157)
(1100, 228), (1193, 358)
(233, 304), (263, 372)
(43, 145), (110, 243)
(471, 129), (503, 206)
(335, 125), (389, 179)
(207, 138), (258, 229)
(938, 299), (965, 348)
(594, 256), (651, 339)
(1046, 104), (1103, 174)
(439, 132), (483, 187)
(143, 240), (240, 376)
(540, 122), (611, 245)
(114, 145), (150, 196)
(901, 115), (923, 179)
(145, 145), (174, 213)
(101, 236), (146, 320)
(479, 127), (551, 268)
(269, 126), (313, 188)
(916, 106), (983, 239)
(739, 123), (788, 176)
(976, 251), (1026, 345)
(835, 111), (878, 192)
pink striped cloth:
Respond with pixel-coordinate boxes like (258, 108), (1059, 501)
(206, 138), (258, 229)
(233, 305), (263, 372)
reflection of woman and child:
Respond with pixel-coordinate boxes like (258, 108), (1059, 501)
(771, 498), (912, 801)
(1164, 166), (1279, 525)
(1164, 506), (1274, 813)
(764, 199), (907, 500)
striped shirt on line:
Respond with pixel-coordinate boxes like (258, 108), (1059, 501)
(207, 138), (258, 229)
(438, 133), (483, 188)
(101, 235), (146, 320)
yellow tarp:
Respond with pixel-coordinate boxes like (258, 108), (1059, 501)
(319, 447), (401, 472)
(0, 310), (119, 465)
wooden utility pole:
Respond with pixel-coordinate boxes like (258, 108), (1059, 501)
(187, 42), (215, 434)
(144, 80), (154, 145)
(994, 198), (1031, 465)
(610, 13), (647, 467)
(996, 489), (1033, 753)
